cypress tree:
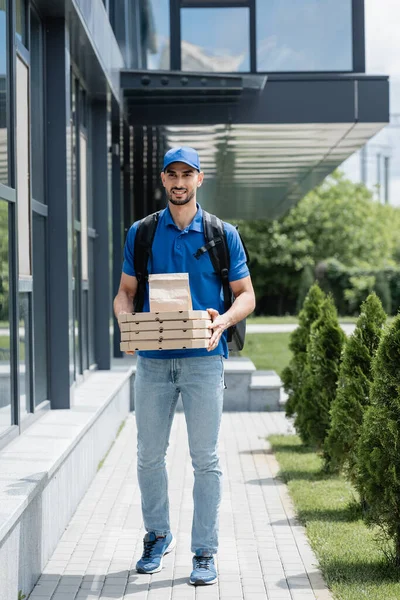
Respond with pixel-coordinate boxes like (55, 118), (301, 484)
(324, 293), (386, 476)
(282, 283), (325, 418)
(295, 295), (346, 448)
(356, 314), (400, 565)
(374, 271), (392, 315)
(296, 264), (315, 314)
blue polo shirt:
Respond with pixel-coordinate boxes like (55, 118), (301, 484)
(122, 203), (249, 359)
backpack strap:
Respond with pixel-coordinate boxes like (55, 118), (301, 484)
(133, 211), (161, 311)
(200, 210), (234, 338)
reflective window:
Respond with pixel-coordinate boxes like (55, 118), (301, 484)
(16, 56), (31, 276)
(88, 238), (95, 367)
(15, 0), (27, 47)
(256, 0), (353, 72)
(0, 200), (11, 432)
(0, 0), (8, 184)
(146, 0), (170, 69)
(30, 10), (45, 203)
(19, 292), (31, 419)
(32, 213), (48, 405)
(181, 8), (250, 72)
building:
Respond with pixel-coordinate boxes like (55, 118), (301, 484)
(0, 0), (389, 596)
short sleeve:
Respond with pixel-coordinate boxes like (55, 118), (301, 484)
(224, 223), (250, 282)
(122, 222), (139, 277)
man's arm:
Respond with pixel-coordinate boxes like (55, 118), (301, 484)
(207, 275), (256, 351)
(114, 273), (138, 355)
(113, 272), (138, 317)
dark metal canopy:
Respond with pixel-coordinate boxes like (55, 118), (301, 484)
(122, 71), (389, 219)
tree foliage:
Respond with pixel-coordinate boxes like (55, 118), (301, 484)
(356, 314), (400, 564)
(237, 172), (400, 314)
(295, 295), (346, 447)
(282, 283), (325, 417)
(324, 293), (386, 476)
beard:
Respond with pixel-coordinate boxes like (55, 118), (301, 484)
(167, 188), (196, 206)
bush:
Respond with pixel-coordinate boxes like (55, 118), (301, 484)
(295, 295), (346, 447)
(374, 271), (392, 315)
(317, 259), (400, 316)
(296, 265), (315, 314)
(282, 283), (325, 418)
(356, 314), (400, 565)
(324, 293), (386, 476)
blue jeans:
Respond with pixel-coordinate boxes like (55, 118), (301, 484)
(134, 355), (224, 554)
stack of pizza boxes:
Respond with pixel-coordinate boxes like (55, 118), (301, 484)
(119, 273), (212, 352)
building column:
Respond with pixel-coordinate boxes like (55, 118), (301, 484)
(45, 19), (73, 408)
(111, 97), (122, 358)
(92, 99), (112, 369)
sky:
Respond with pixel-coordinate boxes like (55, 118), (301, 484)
(341, 0), (400, 206)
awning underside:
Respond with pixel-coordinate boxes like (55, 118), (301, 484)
(163, 122), (385, 220)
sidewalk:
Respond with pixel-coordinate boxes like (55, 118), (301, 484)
(28, 411), (332, 600)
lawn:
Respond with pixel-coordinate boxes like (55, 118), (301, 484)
(270, 435), (400, 600)
(247, 315), (360, 325)
(241, 332), (292, 376)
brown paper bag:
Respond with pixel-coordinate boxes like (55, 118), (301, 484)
(149, 273), (193, 312)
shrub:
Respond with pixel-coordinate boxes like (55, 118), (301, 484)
(282, 283), (325, 418)
(295, 295), (346, 447)
(296, 265), (315, 314)
(356, 314), (400, 565)
(324, 293), (386, 476)
(374, 271), (392, 315)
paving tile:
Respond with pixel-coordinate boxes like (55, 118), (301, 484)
(27, 412), (335, 600)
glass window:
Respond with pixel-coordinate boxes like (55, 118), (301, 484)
(0, 200), (11, 432)
(146, 0), (170, 69)
(88, 238), (95, 367)
(30, 10), (45, 203)
(19, 292), (31, 419)
(256, 0), (353, 72)
(80, 132), (88, 281)
(181, 8), (250, 72)
(32, 213), (48, 405)
(16, 56), (31, 276)
(0, 0), (8, 185)
(15, 0), (27, 47)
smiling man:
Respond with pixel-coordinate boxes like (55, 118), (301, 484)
(113, 146), (255, 586)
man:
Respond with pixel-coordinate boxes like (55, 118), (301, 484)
(113, 146), (255, 585)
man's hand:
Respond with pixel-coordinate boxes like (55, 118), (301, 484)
(118, 311), (135, 356)
(207, 308), (230, 352)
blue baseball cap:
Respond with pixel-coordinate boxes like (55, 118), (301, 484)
(163, 147), (201, 172)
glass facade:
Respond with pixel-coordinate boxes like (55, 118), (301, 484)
(15, 0), (28, 47)
(0, 200), (11, 432)
(0, 0), (8, 185)
(32, 213), (48, 405)
(30, 9), (45, 203)
(181, 7), (250, 72)
(19, 292), (31, 419)
(256, 0), (353, 72)
(146, 0), (170, 69)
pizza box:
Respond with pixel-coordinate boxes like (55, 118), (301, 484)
(121, 328), (211, 342)
(118, 310), (211, 323)
(120, 339), (209, 351)
(119, 319), (211, 333)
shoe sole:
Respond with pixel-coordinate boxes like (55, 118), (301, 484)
(136, 536), (176, 574)
(189, 577), (218, 586)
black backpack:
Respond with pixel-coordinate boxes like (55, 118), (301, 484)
(132, 209), (249, 351)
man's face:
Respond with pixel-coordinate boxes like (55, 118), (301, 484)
(161, 162), (204, 206)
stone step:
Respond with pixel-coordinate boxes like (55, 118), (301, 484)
(126, 356), (286, 412)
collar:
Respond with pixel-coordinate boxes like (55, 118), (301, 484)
(163, 203), (203, 233)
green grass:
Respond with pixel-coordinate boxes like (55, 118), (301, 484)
(241, 332), (292, 376)
(270, 435), (400, 600)
(247, 315), (360, 325)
